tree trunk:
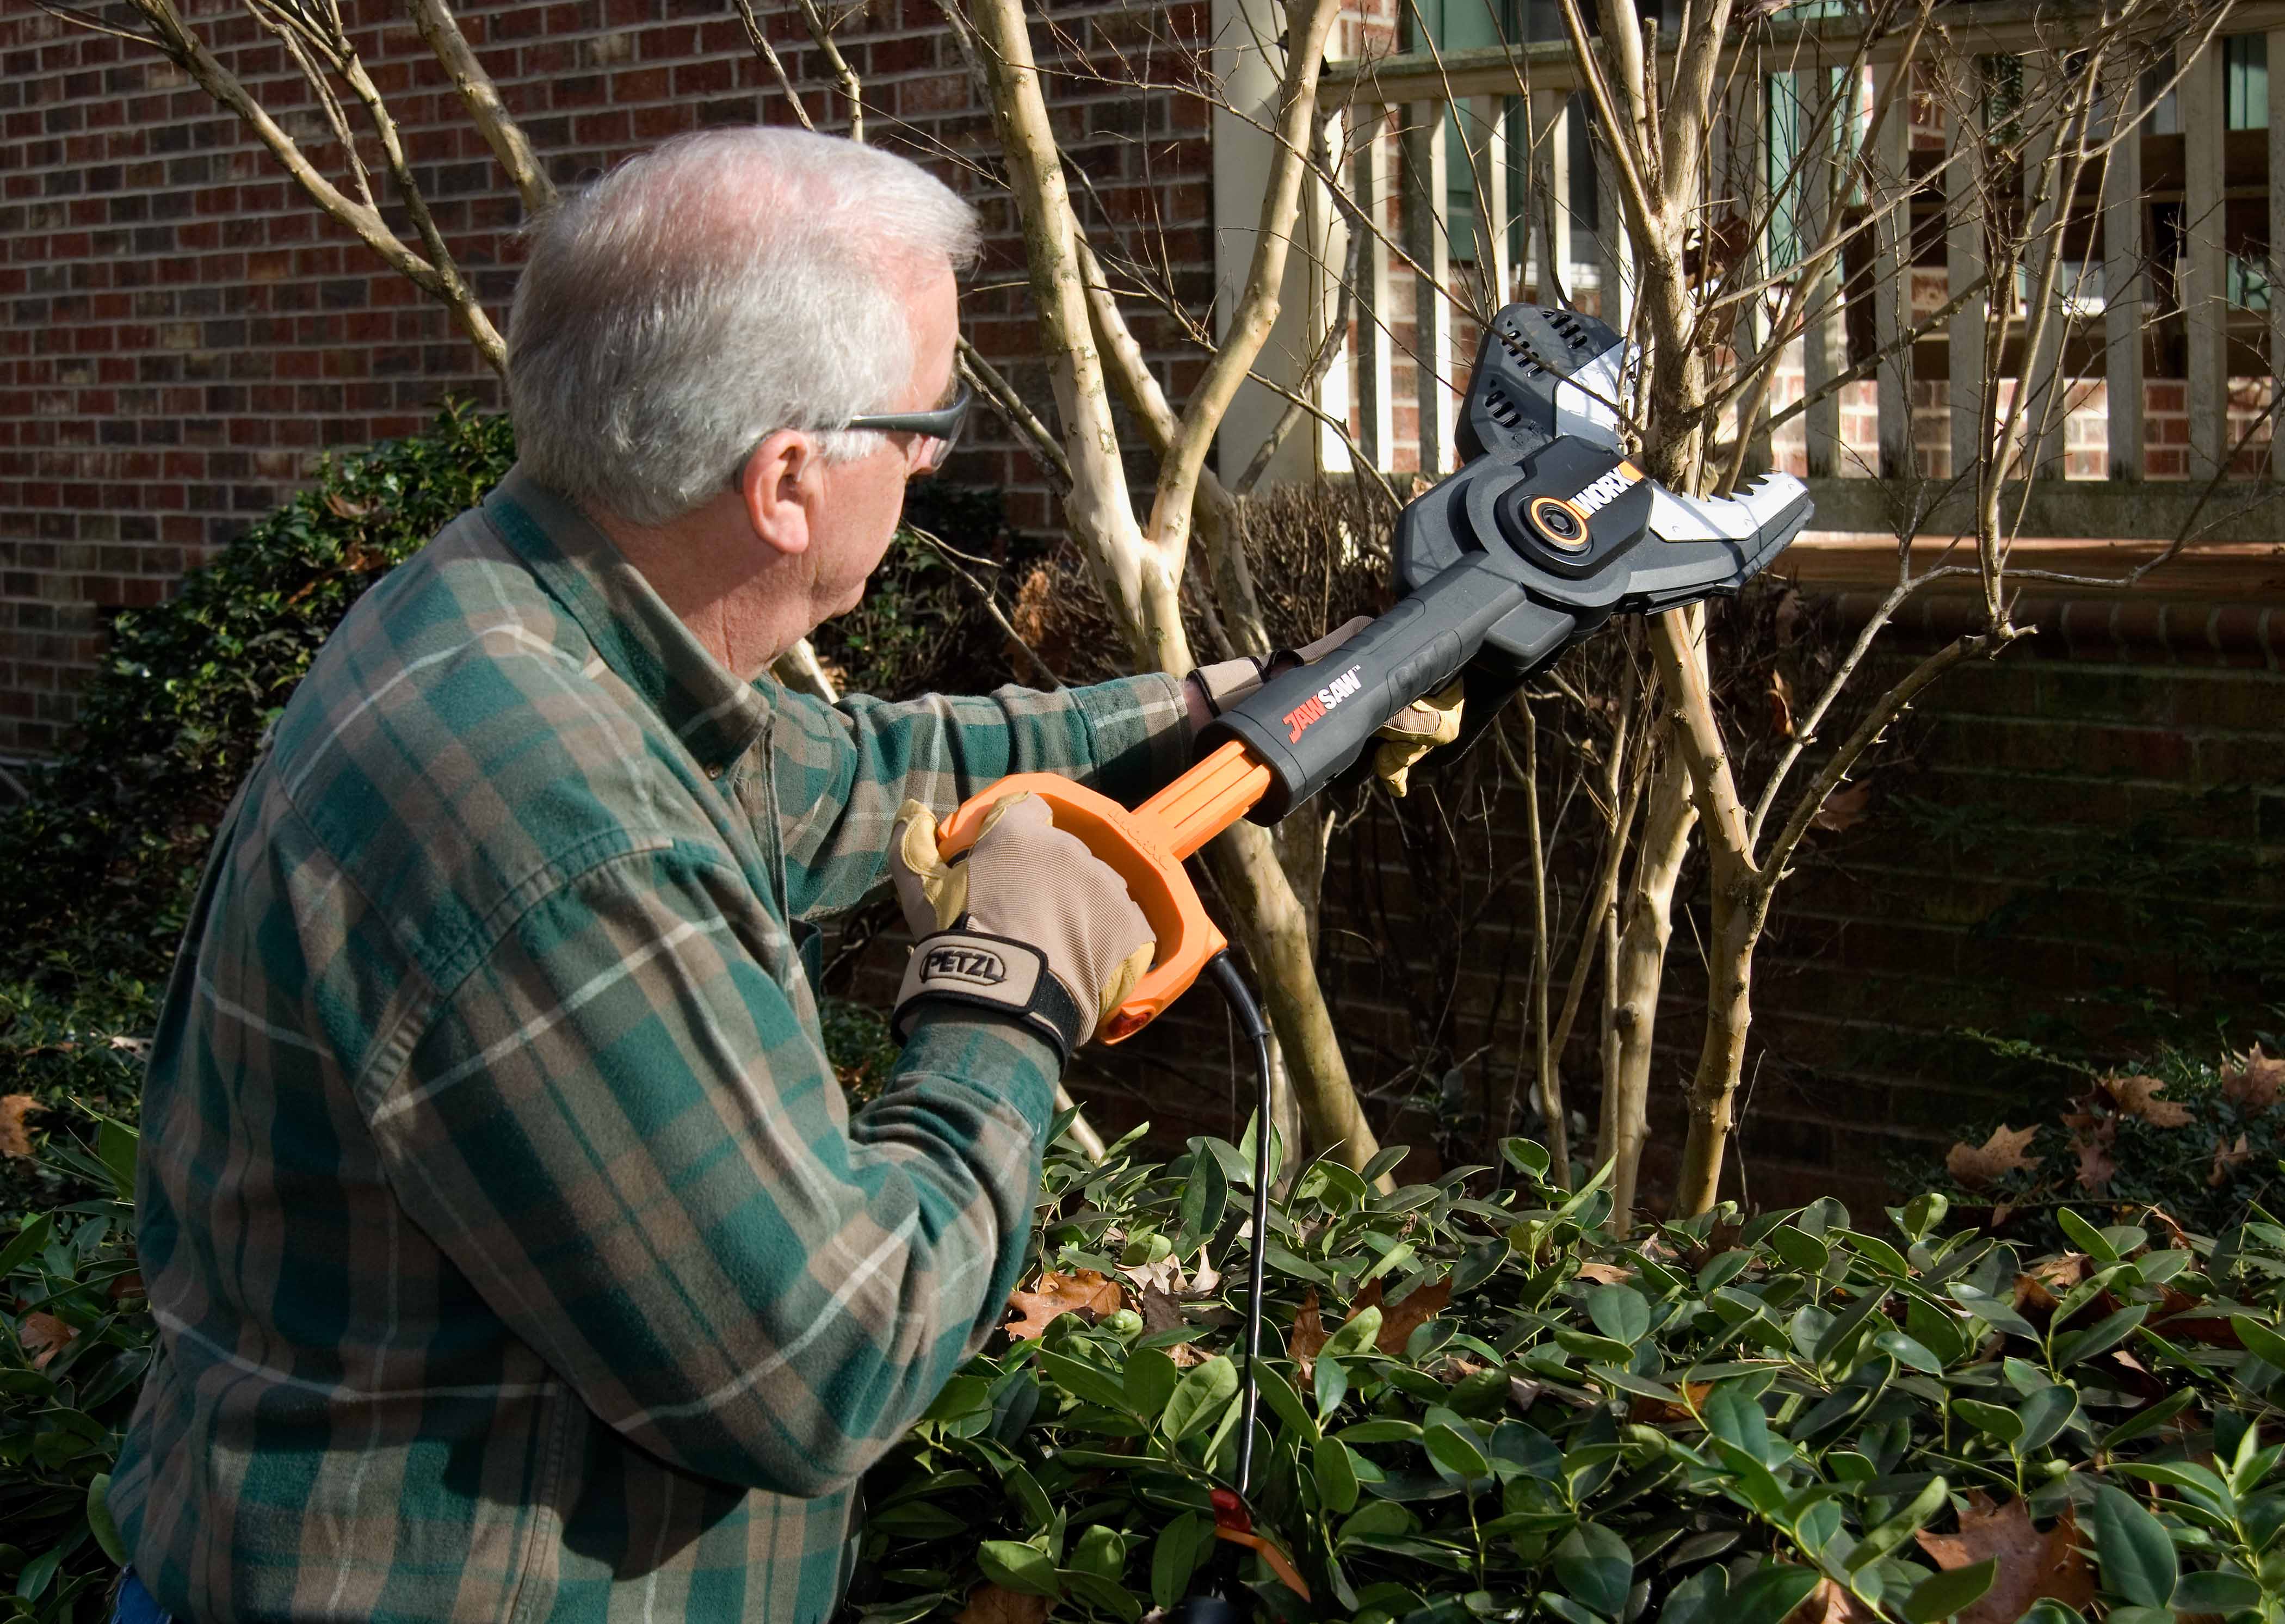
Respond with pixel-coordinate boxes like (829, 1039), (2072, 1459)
(1602, 745), (1695, 1231)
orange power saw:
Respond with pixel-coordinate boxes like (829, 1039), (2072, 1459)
(938, 303), (1813, 1042)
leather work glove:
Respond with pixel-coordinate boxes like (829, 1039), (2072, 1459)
(1188, 616), (1466, 797)
(890, 793), (1154, 1061)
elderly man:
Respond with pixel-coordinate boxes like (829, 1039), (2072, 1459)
(108, 128), (1438, 1624)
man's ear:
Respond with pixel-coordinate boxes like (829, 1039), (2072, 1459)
(737, 429), (819, 558)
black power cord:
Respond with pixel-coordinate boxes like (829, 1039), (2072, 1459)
(1169, 951), (1275, 1624)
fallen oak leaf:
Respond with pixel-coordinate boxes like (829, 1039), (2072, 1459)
(1372, 1275), (1452, 1357)
(1915, 1494), (2097, 1623)
(954, 1584), (1051, 1624)
(2015, 1253), (2091, 1316)
(18, 1311), (77, 1371)
(0, 1094), (43, 1160)
(1005, 1269), (1123, 1341)
(1783, 1578), (1881, 1623)
(1946, 1125), (2040, 1190)
(1627, 1380), (1714, 1427)
(1573, 1261), (1635, 1285)
(2210, 1132), (2253, 1189)
(2074, 1136), (2117, 1195)
(2103, 1073), (2193, 1128)
(1288, 1288), (1326, 1379)
(2222, 1045), (2285, 1110)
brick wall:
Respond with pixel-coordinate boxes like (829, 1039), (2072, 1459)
(0, 0), (1214, 756)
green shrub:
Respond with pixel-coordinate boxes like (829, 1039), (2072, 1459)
(24, 1113), (2285, 1623)
(1913, 1040), (2285, 1250)
(853, 1123), (2285, 1623)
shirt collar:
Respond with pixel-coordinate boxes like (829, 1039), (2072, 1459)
(485, 466), (773, 774)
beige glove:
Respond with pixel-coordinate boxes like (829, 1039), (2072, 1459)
(890, 793), (1154, 1060)
(1187, 616), (1467, 798)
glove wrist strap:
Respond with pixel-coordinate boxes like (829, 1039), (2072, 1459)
(893, 929), (1087, 1063)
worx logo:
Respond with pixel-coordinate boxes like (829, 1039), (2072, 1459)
(1283, 664), (1364, 742)
(1570, 460), (1643, 517)
(922, 944), (1007, 986)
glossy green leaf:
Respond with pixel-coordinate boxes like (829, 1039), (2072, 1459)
(1176, 1151), (1228, 1255)
(1039, 1350), (1133, 1415)
(977, 1541), (1060, 1600)
(2015, 1384), (2078, 1454)
(1902, 1557), (1996, 1622)
(1253, 1358), (1317, 1442)
(1553, 1521), (1634, 1617)
(1725, 1562), (1824, 1624)
(1126, 1347), (1180, 1420)
(1951, 1399), (2023, 1443)
(1846, 1474), (1948, 1572)
(1703, 1384), (1774, 1462)
(2102, 1387), (2199, 1449)
(1321, 1307), (1384, 1361)
(1657, 1565), (1728, 1624)
(2232, 1313), (2285, 1372)
(1424, 1421), (1491, 1484)
(1150, 1513), (1215, 1610)
(1875, 1330), (1942, 1373)
(1502, 1138), (1551, 1177)
(2088, 1484), (2177, 1609)
(1587, 1285), (1651, 1346)
(1765, 1226), (1829, 1273)
(1316, 1435), (1361, 1513)
(1314, 1352), (1348, 1417)
(2171, 1569), (2262, 1611)
(1162, 1354), (1238, 1443)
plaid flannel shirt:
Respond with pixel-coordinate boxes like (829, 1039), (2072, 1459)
(110, 468), (1190, 1623)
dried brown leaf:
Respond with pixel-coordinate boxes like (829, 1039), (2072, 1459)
(1627, 1380), (1714, 1427)
(2015, 1253), (2091, 1314)
(1783, 1578), (1882, 1623)
(0, 1095), (43, 1160)
(2075, 1137), (2117, 1194)
(1167, 1342), (1208, 1368)
(1005, 1269), (1124, 1341)
(2210, 1133), (2253, 1189)
(1574, 1261), (1635, 1285)
(1810, 778), (1874, 833)
(955, 1584), (1051, 1624)
(1946, 1124), (2040, 1190)
(2223, 1045), (2285, 1111)
(1288, 1288), (1326, 1379)
(1765, 669), (1796, 737)
(18, 1311), (76, 1371)
(2103, 1073), (2194, 1128)
(1139, 1283), (1183, 1336)
(1915, 1495), (2097, 1623)
(1372, 1275), (1452, 1357)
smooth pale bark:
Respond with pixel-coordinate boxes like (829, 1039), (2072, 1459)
(967, 0), (1385, 1176)
(1604, 748), (1695, 1232)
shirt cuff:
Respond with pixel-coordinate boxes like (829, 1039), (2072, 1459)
(888, 1008), (1063, 1143)
(1069, 672), (1191, 806)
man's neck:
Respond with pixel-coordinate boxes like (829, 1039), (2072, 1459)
(589, 496), (811, 682)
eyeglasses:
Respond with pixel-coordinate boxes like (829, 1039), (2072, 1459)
(726, 382), (975, 491)
(845, 381), (973, 474)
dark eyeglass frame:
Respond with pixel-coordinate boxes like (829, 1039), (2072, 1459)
(843, 381), (973, 461)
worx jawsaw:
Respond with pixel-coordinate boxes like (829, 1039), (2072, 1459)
(937, 302), (1815, 1040)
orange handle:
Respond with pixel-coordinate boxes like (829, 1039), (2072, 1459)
(935, 742), (1273, 1042)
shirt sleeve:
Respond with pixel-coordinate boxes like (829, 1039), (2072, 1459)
(362, 843), (1057, 1499)
(767, 672), (1191, 924)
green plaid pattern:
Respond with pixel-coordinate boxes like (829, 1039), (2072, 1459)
(110, 468), (1189, 1623)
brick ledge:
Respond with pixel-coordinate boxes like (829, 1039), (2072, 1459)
(1780, 534), (2285, 661)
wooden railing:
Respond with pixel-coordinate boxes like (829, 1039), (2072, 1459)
(1248, 0), (2285, 527)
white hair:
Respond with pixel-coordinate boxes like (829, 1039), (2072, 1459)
(507, 127), (980, 526)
